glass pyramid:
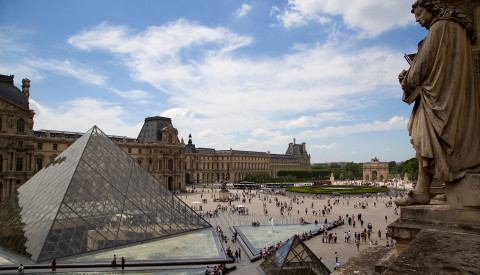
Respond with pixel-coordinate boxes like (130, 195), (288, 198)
(260, 235), (331, 275)
(0, 126), (211, 262)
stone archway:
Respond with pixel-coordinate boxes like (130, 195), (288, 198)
(363, 158), (389, 182)
(372, 171), (378, 180)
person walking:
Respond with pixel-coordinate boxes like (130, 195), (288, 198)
(51, 259), (57, 271)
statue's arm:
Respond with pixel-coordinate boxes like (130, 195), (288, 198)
(401, 22), (442, 104)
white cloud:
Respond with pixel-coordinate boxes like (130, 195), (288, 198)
(65, 20), (409, 156)
(236, 3), (252, 17)
(272, 0), (414, 37)
(110, 88), (150, 102)
(0, 57), (107, 87)
(298, 116), (408, 140)
(29, 98), (139, 137)
(285, 112), (347, 129)
(27, 58), (107, 86)
(313, 142), (337, 149)
(198, 129), (215, 138)
(251, 128), (283, 137)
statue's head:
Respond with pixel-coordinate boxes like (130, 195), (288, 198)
(411, 0), (474, 39)
(411, 0), (437, 29)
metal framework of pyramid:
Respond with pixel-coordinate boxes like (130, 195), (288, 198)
(0, 126), (211, 262)
(260, 235), (331, 275)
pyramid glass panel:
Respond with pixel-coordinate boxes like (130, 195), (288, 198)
(0, 126), (211, 262)
(260, 235), (331, 275)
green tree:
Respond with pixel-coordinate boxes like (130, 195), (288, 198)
(242, 172), (272, 182)
(402, 158), (419, 180)
(345, 162), (363, 179)
(388, 161), (397, 172)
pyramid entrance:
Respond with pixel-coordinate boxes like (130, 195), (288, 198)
(260, 235), (331, 275)
(0, 126), (211, 262)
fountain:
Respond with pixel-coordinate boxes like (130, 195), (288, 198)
(268, 218), (274, 233)
(235, 222), (328, 256)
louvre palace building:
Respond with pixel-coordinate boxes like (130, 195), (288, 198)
(0, 75), (310, 202)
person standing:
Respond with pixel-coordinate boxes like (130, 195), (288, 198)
(51, 259), (57, 271)
(111, 254), (117, 269)
(237, 247), (242, 262)
(121, 257), (125, 270)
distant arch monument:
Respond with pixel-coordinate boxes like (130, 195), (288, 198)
(363, 157), (389, 182)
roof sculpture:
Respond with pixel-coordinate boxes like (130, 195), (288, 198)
(0, 126), (210, 262)
(260, 235), (330, 275)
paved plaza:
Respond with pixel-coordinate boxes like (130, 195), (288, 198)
(0, 183), (405, 274)
(184, 185), (403, 273)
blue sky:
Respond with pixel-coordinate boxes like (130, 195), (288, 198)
(0, 0), (427, 163)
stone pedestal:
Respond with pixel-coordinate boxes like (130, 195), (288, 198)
(218, 189), (229, 200)
(334, 205), (480, 274)
(445, 173), (480, 209)
(381, 204), (480, 274)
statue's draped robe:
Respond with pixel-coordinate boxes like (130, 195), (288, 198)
(403, 18), (480, 182)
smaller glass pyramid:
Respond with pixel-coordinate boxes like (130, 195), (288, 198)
(260, 235), (331, 275)
(0, 126), (211, 262)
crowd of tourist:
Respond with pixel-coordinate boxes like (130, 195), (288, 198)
(182, 184), (400, 273)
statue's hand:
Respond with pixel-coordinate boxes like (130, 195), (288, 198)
(398, 70), (407, 90)
(398, 70), (407, 83)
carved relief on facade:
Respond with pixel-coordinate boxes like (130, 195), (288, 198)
(7, 115), (14, 129)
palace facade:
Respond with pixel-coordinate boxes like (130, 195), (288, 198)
(0, 75), (310, 202)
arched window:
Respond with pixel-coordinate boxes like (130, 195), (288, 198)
(168, 134), (173, 144)
(16, 118), (25, 133)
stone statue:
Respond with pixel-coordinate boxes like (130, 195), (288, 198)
(221, 181), (227, 191)
(395, 0), (480, 206)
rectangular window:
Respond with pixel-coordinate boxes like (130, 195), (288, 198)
(17, 141), (23, 148)
(36, 158), (43, 171)
(128, 148), (132, 153)
(53, 144), (58, 150)
(16, 157), (23, 171)
(37, 143), (43, 150)
(138, 148), (142, 154)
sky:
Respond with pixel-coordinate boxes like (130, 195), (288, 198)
(0, 0), (428, 164)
